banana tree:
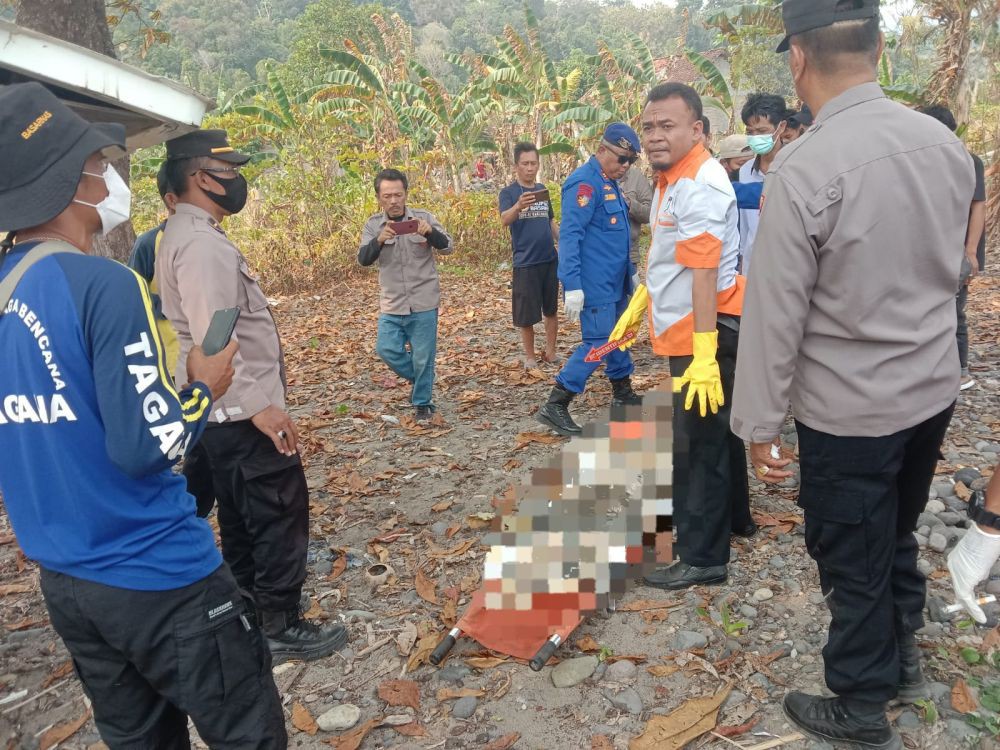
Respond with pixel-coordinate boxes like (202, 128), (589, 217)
(686, 49), (735, 130)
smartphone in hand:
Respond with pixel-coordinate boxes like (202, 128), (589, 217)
(389, 219), (419, 235)
(532, 188), (551, 203)
(202, 307), (241, 356)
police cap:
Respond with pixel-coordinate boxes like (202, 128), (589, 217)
(776, 0), (879, 53)
(165, 129), (250, 164)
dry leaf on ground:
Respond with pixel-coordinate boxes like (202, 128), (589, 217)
(647, 664), (679, 677)
(291, 701), (319, 735)
(415, 568), (438, 604)
(983, 625), (1000, 651)
(715, 716), (761, 737)
(40, 708), (91, 750)
(41, 660), (74, 688)
(428, 539), (476, 558)
(513, 431), (564, 451)
(576, 635), (601, 652)
(0, 584), (31, 596)
(329, 554), (347, 580)
(396, 620), (418, 656)
(952, 678), (977, 713)
(407, 633), (438, 672)
(378, 679), (421, 710)
(431, 499), (453, 512)
(466, 512), (495, 530)
(328, 718), (382, 750)
(394, 722), (427, 737)
(466, 655), (509, 670)
(629, 684), (732, 750)
(483, 732), (521, 750)
(592, 736), (614, 750)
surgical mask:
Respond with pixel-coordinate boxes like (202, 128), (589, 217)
(204, 172), (248, 215)
(75, 164), (131, 235)
(746, 134), (775, 156)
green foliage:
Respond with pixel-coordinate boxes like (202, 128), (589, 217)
(979, 682), (1000, 713)
(695, 601), (747, 636)
(915, 698), (938, 724)
(962, 647), (984, 665)
(967, 712), (1000, 736)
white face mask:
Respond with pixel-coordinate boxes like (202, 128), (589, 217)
(75, 164), (132, 235)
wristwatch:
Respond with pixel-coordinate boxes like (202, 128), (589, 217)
(968, 490), (1000, 531)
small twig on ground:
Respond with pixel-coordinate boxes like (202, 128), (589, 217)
(742, 733), (805, 750)
(2, 678), (71, 714)
(355, 636), (393, 658)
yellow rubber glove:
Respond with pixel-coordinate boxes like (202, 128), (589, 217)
(672, 330), (724, 417)
(609, 284), (648, 351)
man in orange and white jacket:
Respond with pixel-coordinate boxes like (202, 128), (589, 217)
(612, 82), (752, 590)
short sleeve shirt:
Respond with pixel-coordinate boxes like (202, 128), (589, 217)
(499, 182), (556, 267)
(972, 153), (987, 270)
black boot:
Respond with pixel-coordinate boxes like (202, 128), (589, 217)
(643, 561), (727, 590)
(610, 377), (642, 406)
(261, 609), (349, 663)
(783, 692), (901, 750)
(894, 633), (928, 704)
(537, 384), (582, 436)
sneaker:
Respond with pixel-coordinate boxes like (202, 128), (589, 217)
(643, 561), (727, 590)
(782, 692), (901, 750)
(960, 375), (976, 391)
(262, 609), (349, 662)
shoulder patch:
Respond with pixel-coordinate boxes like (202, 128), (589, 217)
(576, 183), (594, 207)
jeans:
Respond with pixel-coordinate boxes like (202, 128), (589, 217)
(668, 322), (750, 567)
(796, 404), (954, 703)
(376, 308), (438, 407)
(556, 298), (634, 393)
(956, 282), (969, 372)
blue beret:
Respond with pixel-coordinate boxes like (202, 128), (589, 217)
(602, 123), (641, 154)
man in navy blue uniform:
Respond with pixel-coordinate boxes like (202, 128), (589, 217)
(0, 83), (286, 748)
(537, 123), (643, 435)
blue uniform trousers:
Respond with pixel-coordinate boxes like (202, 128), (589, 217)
(556, 298), (634, 394)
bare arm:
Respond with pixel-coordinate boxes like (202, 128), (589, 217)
(691, 268), (718, 332)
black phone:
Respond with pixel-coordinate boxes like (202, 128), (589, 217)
(202, 307), (241, 356)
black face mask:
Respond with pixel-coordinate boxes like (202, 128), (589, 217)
(205, 173), (248, 215)
(727, 169), (740, 182)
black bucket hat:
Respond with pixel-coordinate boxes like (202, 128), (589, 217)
(0, 82), (126, 232)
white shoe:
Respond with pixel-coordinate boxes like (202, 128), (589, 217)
(960, 375), (976, 391)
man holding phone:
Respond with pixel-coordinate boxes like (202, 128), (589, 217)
(157, 129), (348, 662)
(359, 168), (454, 420)
(499, 142), (560, 369)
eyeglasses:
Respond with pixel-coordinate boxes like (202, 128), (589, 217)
(191, 166), (243, 176)
(602, 142), (638, 165)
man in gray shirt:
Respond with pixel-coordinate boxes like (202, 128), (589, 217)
(619, 162), (653, 273)
(359, 169), (453, 419)
(731, 0), (974, 746)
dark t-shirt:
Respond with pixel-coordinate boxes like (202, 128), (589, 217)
(499, 182), (556, 267)
(972, 153), (986, 270)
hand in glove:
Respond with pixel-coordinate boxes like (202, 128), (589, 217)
(609, 284), (648, 351)
(947, 524), (1000, 624)
(631, 272), (641, 291)
(564, 289), (585, 324)
(672, 330), (724, 417)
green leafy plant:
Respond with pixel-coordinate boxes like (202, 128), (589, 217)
(962, 647), (983, 665)
(598, 646), (613, 663)
(979, 682), (1000, 713)
(695, 602), (748, 636)
(966, 712), (1000, 736)
(915, 698), (938, 724)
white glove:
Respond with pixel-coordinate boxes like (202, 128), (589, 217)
(947, 523), (1000, 624)
(632, 273), (641, 291)
(564, 289), (585, 323)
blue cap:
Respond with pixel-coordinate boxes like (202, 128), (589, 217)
(602, 123), (641, 154)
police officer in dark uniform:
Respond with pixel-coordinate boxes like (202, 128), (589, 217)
(732, 1), (975, 746)
(156, 130), (348, 662)
(537, 123), (643, 435)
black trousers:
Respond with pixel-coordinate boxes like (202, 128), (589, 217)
(797, 404), (954, 704)
(40, 565), (286, 749)
(184, 442), (217, 518)
(196, 421), (308, 613)
(669, 323), (751, 567)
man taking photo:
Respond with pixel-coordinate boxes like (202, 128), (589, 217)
(499, 143), (560, 369)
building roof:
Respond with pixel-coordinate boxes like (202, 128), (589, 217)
(653, 49), (728, 85)
(0, 19), (212, 150)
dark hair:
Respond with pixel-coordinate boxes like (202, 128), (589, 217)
(156, 161), (172, 200)
(700, 115), (711, 137)
(645, 82), (703, 121)
(513, 142), (538, 164)
(374, 168), (408, 195)
(741, 93), (788, 127)
(164, 156), (207, 198)
(918, 103), (957, 132)
(791, 17), (881, 74)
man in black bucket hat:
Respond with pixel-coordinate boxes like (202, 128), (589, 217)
(0, 82), (286, 748)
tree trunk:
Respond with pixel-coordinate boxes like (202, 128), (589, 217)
(16, 0), (137, 261)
